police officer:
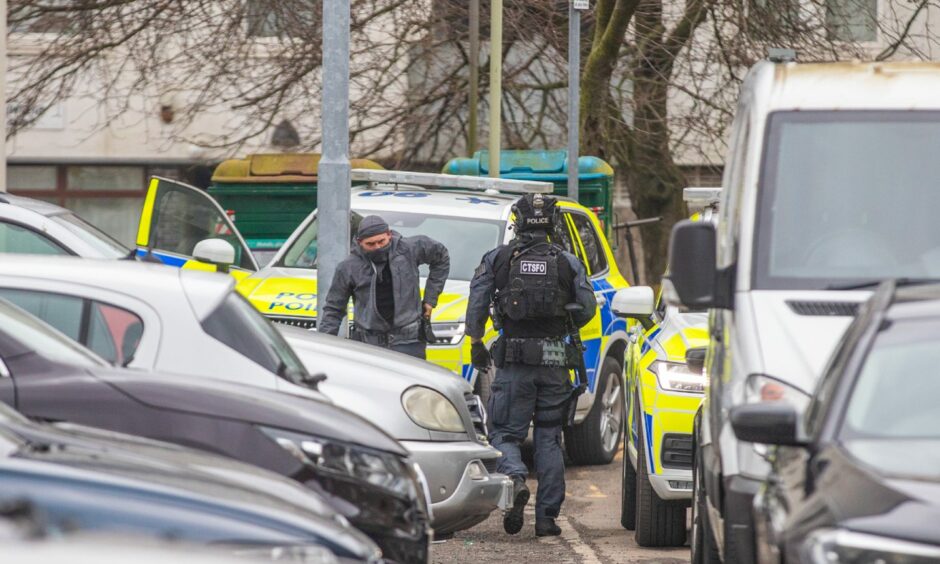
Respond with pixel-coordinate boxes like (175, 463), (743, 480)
(319, 215), (450, 359)
(466, 193), (596, 537)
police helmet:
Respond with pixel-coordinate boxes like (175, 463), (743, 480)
(512, 193), (558, 233)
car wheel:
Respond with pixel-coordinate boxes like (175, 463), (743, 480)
(691, 435), (720, 563)
(635, 410), (688, 547)
(564, 357), (624, 465)
(620, 395), (637, 530)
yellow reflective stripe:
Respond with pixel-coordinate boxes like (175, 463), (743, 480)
(136, 178), (160, 247)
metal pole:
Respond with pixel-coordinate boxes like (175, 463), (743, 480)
(0, 0), (7, 191)
(468, 0), (479, 156)
(317, 0), (351, 322)
(488, 0), (502, 178)
(567, 1), (580, 201)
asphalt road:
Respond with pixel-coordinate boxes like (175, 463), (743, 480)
(431, 447), (691, 564)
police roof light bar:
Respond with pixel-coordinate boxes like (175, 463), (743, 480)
(683, 187), (722, 212)
(350, 169), (553, 195)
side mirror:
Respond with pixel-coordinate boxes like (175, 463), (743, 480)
(611, 287), (655, 318)
(667, 220), (732, 309)
(730, 403), (805, 446)
(193, 238), (236, 269)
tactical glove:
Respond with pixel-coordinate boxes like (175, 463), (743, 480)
(471, 342), (492, 370)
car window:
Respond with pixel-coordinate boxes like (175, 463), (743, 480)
(570, 213), (607, 275)
(87, 302), (144, 366)
(201, 292), (309, 382)
(0, 221), (69, 256)
(280, 213), (363, 269)
(0, 289), (145, 366)
(50, 213), (129, 259)
(552, 213), (577, 256)
(0, 299), (106, 368)
(0, 289), (84, 341)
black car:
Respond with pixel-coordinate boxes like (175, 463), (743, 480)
(731, 280), (940, 564)
(0, 299), (431, 564)
(0, 402), (379, 562)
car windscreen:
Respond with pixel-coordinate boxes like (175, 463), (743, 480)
(280, 210), (504, 281)
(841, 317), (940, 480)
(0, 300), (107, 368)
(200, 292), (310, 383)
(754, 111), (940, 290)
(50, 212), (130, 258)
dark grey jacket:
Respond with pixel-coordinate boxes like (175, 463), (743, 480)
(319, 232), (450, 345)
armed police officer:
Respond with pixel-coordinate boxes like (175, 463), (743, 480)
(319, 215), (450, 360)
(466, 193), (596, 537)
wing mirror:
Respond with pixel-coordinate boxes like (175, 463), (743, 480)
(193, 238), (236, 272)
(611, 287), (655, 318)
(730, 403), (806, 447)
(666, 220), (733, 309)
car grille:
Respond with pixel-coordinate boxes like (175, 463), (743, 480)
(482, 458), (499, 474)
(269, 316), (317, 330)
(786, 300), (859, 317)
(661, 433), (693, 470)
(465, 392), (488, 439)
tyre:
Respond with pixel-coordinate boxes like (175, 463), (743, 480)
(635, 410), (688, 547)
(691, 435), (720, 563)
(620, 414), (637, 530)
(564, 357), (624, 465)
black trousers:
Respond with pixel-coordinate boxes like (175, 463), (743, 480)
(390, 341), (427, 360)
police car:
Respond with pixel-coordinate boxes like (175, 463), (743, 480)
(134, 171), (631, 464)
(612, 188), (718, 547)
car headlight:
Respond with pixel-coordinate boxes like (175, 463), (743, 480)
(802, 528), (940, 563)
(744, 374), (811, 411)
(401, 386), (465, 433)
(231, 545), (338, 564)
(259, 426), (418, 500)
(649, 360), (705, 393)
(431, 322), (464, 345)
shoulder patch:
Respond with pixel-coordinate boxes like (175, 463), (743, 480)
(474, 262), (487, 278)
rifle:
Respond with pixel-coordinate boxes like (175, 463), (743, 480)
(564, 303), (588, 428)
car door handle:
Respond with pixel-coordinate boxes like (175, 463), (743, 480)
(594, 293), (607, 306)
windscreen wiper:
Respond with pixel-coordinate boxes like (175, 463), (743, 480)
(826, 277), (938, 291)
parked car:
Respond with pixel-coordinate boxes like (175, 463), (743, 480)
(0, 299), (431, 563)
(0, 540), (256, 564)
(133, 171), (631, 465)
(667, 61), (940, 563)
(281, 326), (511, 535)
(732, 280), (940, 564)
(0, 254), (510, 535)
(0, 193), (131, 258)
(616, 188), (718, 547)
(0, 403), (379, 562)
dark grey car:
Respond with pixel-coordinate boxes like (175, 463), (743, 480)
(0, 403), (379, 562)
(0, 300), (431, 564)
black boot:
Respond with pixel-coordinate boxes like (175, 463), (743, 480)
(535, 518), (562, 537)
(503, 476), (530, 535)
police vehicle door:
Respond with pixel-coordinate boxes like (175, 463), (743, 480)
(135, 177), (258, 277)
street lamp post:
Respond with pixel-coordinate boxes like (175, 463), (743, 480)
(488, 0), (502, 178)
(317, 0), (351, 321)
(1, 0), (8, 191)
(468, 0), (479, 157)
(568, 0), (587, 201)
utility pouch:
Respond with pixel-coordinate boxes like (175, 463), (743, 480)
(492, 335), (507, 369)
(521, 340), (544, 365)
(565, 343), (582, 369)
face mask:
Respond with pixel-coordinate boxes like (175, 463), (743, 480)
(364, 244), (390, 263)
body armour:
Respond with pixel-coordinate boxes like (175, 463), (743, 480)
(494, 240), (573, 339)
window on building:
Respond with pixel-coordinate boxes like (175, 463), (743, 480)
(827, 0), (878, 42)
(246, 0), (318, 38)
(9, 0), (84, 34)
(747, 0), (803, 40)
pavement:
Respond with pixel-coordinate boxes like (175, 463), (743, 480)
(431, 447), (691, 564)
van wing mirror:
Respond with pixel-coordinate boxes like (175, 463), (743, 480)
(730, 403), (805, 446)
(667, 220), (732, 309)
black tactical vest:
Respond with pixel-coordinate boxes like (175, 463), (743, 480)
(494, 240), (573, 338)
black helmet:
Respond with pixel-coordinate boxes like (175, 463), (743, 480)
(512, 193), (558, 233)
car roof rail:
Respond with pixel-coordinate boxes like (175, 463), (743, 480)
(350, 169), (553, 195)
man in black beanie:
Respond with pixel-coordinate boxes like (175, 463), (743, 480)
(318, 215), (450, 359)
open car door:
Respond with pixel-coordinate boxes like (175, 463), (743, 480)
(135, 177), (258, 277)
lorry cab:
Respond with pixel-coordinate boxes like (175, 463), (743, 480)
(134, 169), (632, 465)
(667, 61), (940, 563)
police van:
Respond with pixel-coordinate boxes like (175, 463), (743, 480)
(134, 170), (631, 465)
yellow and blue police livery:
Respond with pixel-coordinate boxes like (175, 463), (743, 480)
(134, 171), (631, 465)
